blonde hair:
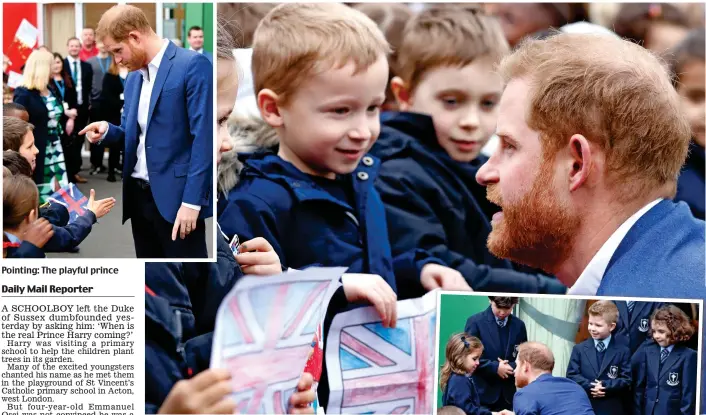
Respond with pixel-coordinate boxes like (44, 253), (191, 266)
(21, 50), (53, 91)
(96, 5), (153, 43)
(252, 3), (391, 107)
(499, 33), (691, 202)
(439, 333), (483, 392)
(397, 7), (509, 94)
(588, 300), (619, 325)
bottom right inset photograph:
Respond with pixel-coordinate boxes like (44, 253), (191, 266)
(434, 292), (703, 415)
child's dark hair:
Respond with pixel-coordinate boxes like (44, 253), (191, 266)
(3, 116), (34, 152)
(439, 333), (483, 392)
(613, 3), (689, 47)
(670, 28), (705, 85)
(3, 175), (39, 230)
(3, 151), (33, 177)
(3, 102), (28, 117)
(489, 296), (519, 308)
(217, 3), (276, 48)
(650, 304), (695, 343)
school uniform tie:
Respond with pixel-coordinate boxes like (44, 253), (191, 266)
(497, 319), (506, 328)
(660, 348), (670, 364)
(627, 301), (635, 317)
(72, 61), (78, 84)
(596, 340), (605, 353)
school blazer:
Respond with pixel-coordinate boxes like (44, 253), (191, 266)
(631, 343), (697, 415)
(566, 338), (631, 415)
(613, 301), (666, 355)
(442, 373), (492, 415)
(465, 307), (527, 405)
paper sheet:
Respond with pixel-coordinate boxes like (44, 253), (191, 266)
(15, 19), (38, 49)
(7, 71), (23, 89)
(211, 267), (344, 414)
(326, 290), (438, 414)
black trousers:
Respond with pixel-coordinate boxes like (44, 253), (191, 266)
(483, 396), (513, 411)
(128, 178), (208, 258)
(66, 104), (90, 178)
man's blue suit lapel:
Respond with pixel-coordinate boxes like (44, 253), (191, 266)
(146, 41), (176, 132)
(126, 75), (142, 140)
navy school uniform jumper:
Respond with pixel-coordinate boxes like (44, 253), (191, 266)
(442, 373), (491, 415)
(631, 342), (697, 415)
(613, 301), (666, 355)
(217, 150), (442, 407)
(565, 335), (632, 415)
(145, 233), (242, 413)
(464, 306), (527, 410)
(40, 201), (70, 227)
(370, 111), (566, 298)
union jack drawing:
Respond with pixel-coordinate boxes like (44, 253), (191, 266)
(210, 268), (344, 414)
(326, 291), (438, 414)
(47, 183), (88, 224)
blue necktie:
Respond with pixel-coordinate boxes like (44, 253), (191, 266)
(627, 301), (635, 314)
(661, 348), (670, 363)
(72, 61), (78, 84)
(596, 340), (605, 353)
(497, 319), (506, 328)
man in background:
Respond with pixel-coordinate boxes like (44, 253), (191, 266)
(65, 37), (93, 183)
(187, 26), (212, 63)
(79, 27), (99, 61)
(86, 40), (112, 175)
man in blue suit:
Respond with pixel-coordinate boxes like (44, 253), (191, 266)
(81, 5), (212, 258)
(187, 26), (213, 64)
(508, 342), (595, 415)
(474, 31), (706, 411)
(465, 296), (528, 411)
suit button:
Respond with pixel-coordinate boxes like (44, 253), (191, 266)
(362, 156), (374, 166)
(357, 172), (369, 181)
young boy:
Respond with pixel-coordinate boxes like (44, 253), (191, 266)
(3, 102), (30, 122)
(566, 301), (631, 415)
(370, 7), (566, 298)
(217, 3), (466, 407)
(464, 296), (527, 411)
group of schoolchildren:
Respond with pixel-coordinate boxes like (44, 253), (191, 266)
(440, 298), (697, 414)
(140, 2), (706, 414)
(3, 106), (116, 258)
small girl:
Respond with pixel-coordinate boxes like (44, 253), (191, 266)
(3, 175), (54, 257)
(440, 333), (501, 415)
(631, 305), (697, 415)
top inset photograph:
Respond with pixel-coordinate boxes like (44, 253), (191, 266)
(3, 2), (215, 259)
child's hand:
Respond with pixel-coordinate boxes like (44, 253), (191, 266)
(497, 358), (513, 379)
(420, 263), (472, 292)
(23, 215), (54, 248)
(235, 237), (282, 276)
(158, 368), (235, 414)
(87, 189), (116, 218)
(342, 273), (397, 328)
(287, 372), (316, 414)
(590, 380), (605, 398)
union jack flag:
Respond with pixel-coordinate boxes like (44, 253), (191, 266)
(210, 268), (344, 414)
(47, 183), (88, 224)
(326, 291), (438, 414)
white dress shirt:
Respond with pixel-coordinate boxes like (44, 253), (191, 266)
(189, 47), (204, 54)
(568, 199), (663, 295)
(67, 55), (83, 105)
(132, 39), (169, 182)
(103, 39), (200, 211)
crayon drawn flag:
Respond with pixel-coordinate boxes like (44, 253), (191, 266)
(326, 290), (438, 414)
(210, 267), (344, 414)
(47, 183), (89, 224)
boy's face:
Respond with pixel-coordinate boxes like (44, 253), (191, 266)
(490, 301), (513, 320)
(20, 130), (39, 171)
(274, 54), (388, 179)
(587, 315), (615, 340)
(677, 59), (705, 147)
(464, 349), (482, 374)
(651, 321), (672, 347)
(401, 58), (503, 162)
(217, 59), (238, 165)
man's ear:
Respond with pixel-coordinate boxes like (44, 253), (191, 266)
(258, 89), (284, 128)
(568, 134), (594, 192)
(390, 76), (413, 111)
